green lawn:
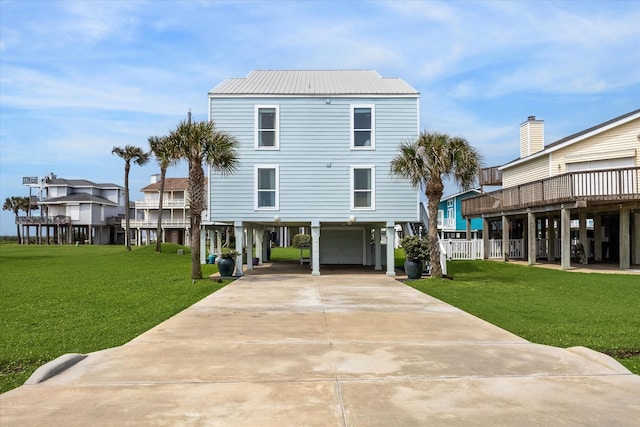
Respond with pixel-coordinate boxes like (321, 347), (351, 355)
(406, 260), (640, 374)
(0, 243), (231, 394)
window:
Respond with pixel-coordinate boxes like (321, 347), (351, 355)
(351, 105), (375, 149)
(255, 105), (279, 149)
(255, 165), (279, 209)
(351, 166), (375, 209)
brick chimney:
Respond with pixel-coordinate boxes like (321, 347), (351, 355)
(520, 116), (544, 158)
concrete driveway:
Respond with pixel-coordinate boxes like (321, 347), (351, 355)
(1, 263), (639, 426)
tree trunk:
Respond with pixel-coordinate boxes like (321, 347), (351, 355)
(124, 163), (131, 251)
(426, 178), (444, 278)
(155, 167), (166, 253)
(189, 161), (205, 279)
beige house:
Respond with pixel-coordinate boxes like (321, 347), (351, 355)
(462, 109), (640, 270)
(130, 175), (193, 246)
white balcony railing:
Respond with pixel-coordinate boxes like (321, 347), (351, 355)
(134, 200), (187, 209)
(437, 217), (456, 229)
(129, 219), (189, 228)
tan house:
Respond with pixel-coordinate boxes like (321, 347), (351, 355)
(130, 175), (194, 246)
(462, 109), (640, 270)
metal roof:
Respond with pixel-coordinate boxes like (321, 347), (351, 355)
(209, 70), (419, 96)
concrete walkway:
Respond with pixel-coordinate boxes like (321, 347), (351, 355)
(2, 265), (639, 426)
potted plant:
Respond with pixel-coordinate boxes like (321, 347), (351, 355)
(400, 235), (430, 279)
(218, 249), (239, 277)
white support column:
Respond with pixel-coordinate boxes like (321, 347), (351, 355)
(579, 212), (588, 264)
(374, 227), (382, 271)
(386, 222), (396, 276)
(594, 215), (602, 261)
(482, 218), (490, 260)
(234, 221), (244, 277)
(208, 230), (214, 258)
(255, 227), (264, 266)
(502, 215), (510, 262)
(200, 228), (206, 265)
(633, 212), (640, 265)
(311, 221), (320, 276)
(246, 225), (254, 271)
(620, 208), (630, 270)
(527, 211), (536, 266)
(548, 215), (555, 262)
(216, 230), (222, 255)
(561, 206), (571, 270)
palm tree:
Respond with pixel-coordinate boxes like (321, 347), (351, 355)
(3, 196), (29, 241)
(148, 135), (180, 253)
(169, 118), (238, 279)
(391, 131), (481, 278)
(112, 145), (150, 251)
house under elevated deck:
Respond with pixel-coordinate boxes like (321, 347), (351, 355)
(462, 110), (640, 271)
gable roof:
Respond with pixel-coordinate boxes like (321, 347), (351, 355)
(39, 194), (117, 206)
(140, 177), (207, 192)
(500, 109), (640, 170)
(209, 70), (419, 96)
(45, 178), (122, 189)
(141, 178), (189, 192)
(441, 188), (482, 202)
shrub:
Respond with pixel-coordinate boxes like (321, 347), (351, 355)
(292, 234), (311, 248)
(400, 235), (430, 262)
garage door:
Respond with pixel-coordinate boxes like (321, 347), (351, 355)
(320, 229), (364, 264)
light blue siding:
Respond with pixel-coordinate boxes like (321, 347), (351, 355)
(209, 96), (419, 223)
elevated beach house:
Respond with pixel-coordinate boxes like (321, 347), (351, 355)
(130, 175), (199, 246)
(16, 172), (126, 244)
(462, 110), (640, 270)
(207, 70), (420, 276)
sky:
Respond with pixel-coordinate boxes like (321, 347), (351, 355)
(1, 0), (639, 235)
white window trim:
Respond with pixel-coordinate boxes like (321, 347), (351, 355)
(254, 105), (280, 150)
(350, 104), (375, 150)
(254, 164), (280, 210)
(350, 165), (375, 210)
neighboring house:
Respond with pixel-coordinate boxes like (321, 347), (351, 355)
(130, 175), (196, 246)
(207, 70), (420, 276)
(462, 110), (640, 270)
(437, 189), (483, 239)
(16, 172), (125, 244)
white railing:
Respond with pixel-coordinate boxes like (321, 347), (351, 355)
(129, 219), (188, 228)
(488, 239), (525, 259)
(443, 239), (484, 260)
(437, 217), (455, 229)
(134, 200), (187, 209)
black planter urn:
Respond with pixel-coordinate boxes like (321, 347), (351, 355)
(218, 257), (235, 277)
(404, 260), (423, 280)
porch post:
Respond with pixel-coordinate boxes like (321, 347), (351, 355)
(633, 212), (640, 265)
(482, 218), (490, 260)
(466, 218), (471, 240)
(560, 206), (571, 270)
(311, 221), (320, 276)
(502, 215), (510, 262)
(620, 208), (630, 270)
(594, 215), (602, 261)
(579, 212), (588, 264)
(246, 225), (254, 270)
(233, 221), (244, 277)
(548, 215), (555, 262)
(374, 227), (382, 271)
(527, 211), (536, 266)
(385, 221), (396, 276)
(200, 228), (206, 265)
(255, 227), (264, 266)
(216, 229), (222, 255)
